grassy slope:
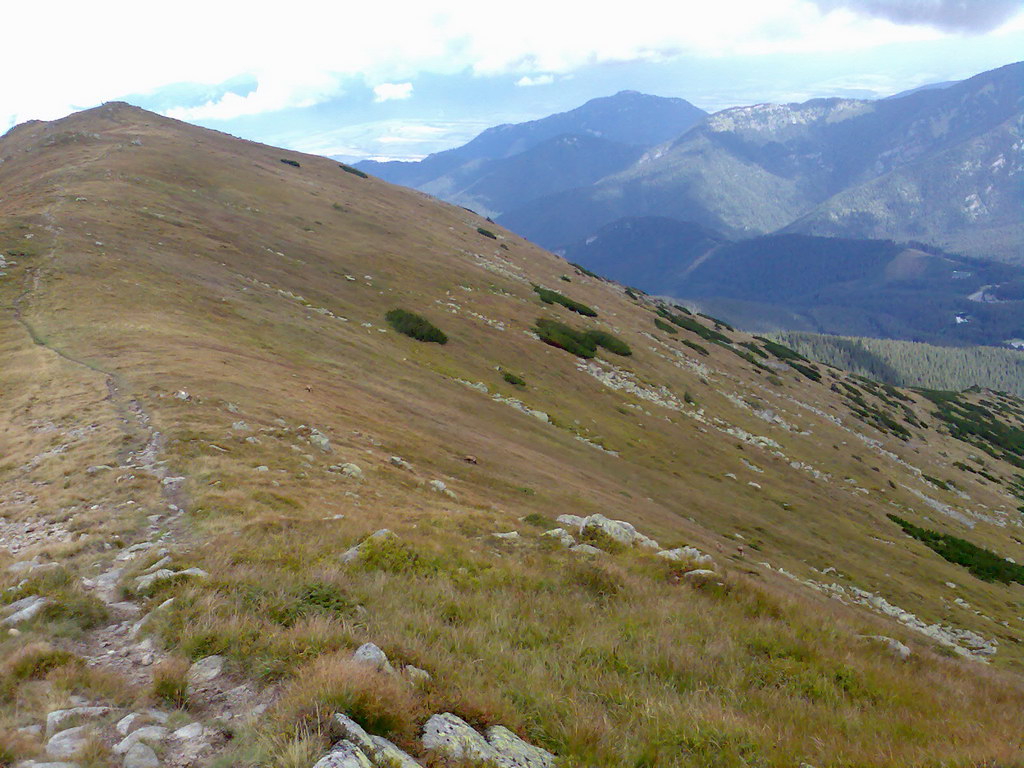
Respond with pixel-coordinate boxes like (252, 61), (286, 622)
(1, 104), (1024, 765)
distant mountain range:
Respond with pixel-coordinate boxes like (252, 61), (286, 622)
(356, 90), (707, 219)
(563, 219), (1024, 346)
(360, 62), (1023, 264)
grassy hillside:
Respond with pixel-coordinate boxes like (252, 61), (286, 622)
(2, 104), (1024, 768)
(773, 331), (1024, 396)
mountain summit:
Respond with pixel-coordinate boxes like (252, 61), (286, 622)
(2, 103), (1024, 766)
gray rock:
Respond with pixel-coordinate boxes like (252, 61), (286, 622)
(569, 544), (604, 556)
(19, 762), (80, 768)
(580, 514), (637, 546)
(135, 567), (207, 593)
(388, 456), (412, 470)
(492, 531), (521, 541)
(404, 665), (431, 684)
(46, 726), (92, 759)
(657, 546), (715, 569)
(171, 722), (204, 740)
(313, 740), (373, 768)
(122, 742), (159, 768)
(421, 713), (498, 763)
(341, 463), (362, 478)
(187, 655), (224, 685)
(113, 726), (169, 754)
(352, 643), (392, 673)
(486, 725), (557, 768)
(46, 707), (112, 737)
(428, 480), (447, 493)
(542, 528), (575, 547)
(231, 421), (250, 432)
(331, 713), (375, 754)
(143, 556), (173, 574)
(310, 430), (332, 452)
(682, 569), (718, 585)
(116, 713), (143, 736)
(2, 596), (50, 626)
(554, 514), (585, 530)
(368, 735), (421, 768)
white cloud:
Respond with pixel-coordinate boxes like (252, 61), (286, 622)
(1, 0), (1021, 128)
(515, 74), (555, 87)
(373, 82), (414, 102)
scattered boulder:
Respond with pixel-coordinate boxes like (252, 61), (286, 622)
(310, 430), (332, 452)
(421, 713), (499, 763)
(2, 595), (50, 626)
(341, 463), (362, 479)
(351, 642), (393, 673)
(389, 456), (412, 470)
(187, 655), (224, 685)
(428, 479), (456, 498)
(554, 514), (585, 529)
(657, 546), (715, 569)
(135, 567), (208, 593)
(581, 514), (638, 546)
(492, 531), (521, 541)
(542, 528), (575, 547)
(46, 707), (112, 737)
(369, 735), (421, 768)
(313, 740), (373, 768)
(172, 722), (204, 740)
(404, 665), (431, 684)
(116, 713), (143, 736)
(569, 544), (604, 556)
(113, 726), (169, 755)
(45, 726), (92, 759)
(332, 713), (375, 754)
(486, 725), (557, 768)
(122, 742), (160, 768)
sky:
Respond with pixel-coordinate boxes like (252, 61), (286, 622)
(3, 0), (1023, 161)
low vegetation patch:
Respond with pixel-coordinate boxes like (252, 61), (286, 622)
(501, 370), (526, 388)
(385, 309), (448, 344)
(654, 318), (678, 335)
(338, 163), (368, 178)
(533, 285), (598, 317)
(888, 513), (1024, 584)
(477, 227), (498, 239)
(533, 319), (631, 358)
(280, 158), (301, 168)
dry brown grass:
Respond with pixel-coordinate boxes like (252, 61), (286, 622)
(1, 103), (1024, 766)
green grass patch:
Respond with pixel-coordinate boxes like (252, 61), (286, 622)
(654, 318), (678, 335)
(338, 163), (368, 178)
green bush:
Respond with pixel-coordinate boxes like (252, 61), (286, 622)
(654, 318), (678, 335)
(338, 163), (368, 178)
(280, 158), (301, 168)
(888, 514), (1024, 584)
(586, 330), (632, 357)
(681, 339), (709, 356)
(534, 318), (596, 358)
(533, 285), (597, 317)
(385, 309), (448, 344)
(477, 227), (498, 239)
(501, 370), (526, 388)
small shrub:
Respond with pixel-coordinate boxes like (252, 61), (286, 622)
(534, 318), (596, 358)
(384, 309), (448, 344)
(585, 330), (631, 357)
(338, 163), (368, 178)
(681, 339), (709, 356)
(888, 513), (1024, 584)
(570, 262), (602, 279)
(560, 275), (572, 282)
(523, 513), (555, 528)
(477, 227), (498, 239)
(501, 370), (526, 388)
(533, 285), (597, 317)
(280, 158), (301, 168)
(3, 642), (79, 681)
(654, 318), (678, 335)
(151, 657), (191, 708)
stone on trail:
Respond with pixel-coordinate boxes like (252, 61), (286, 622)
(46, 707), (112, 737)
(113, 725), (169, 754)
(122, 742), (160, 768)
(187, 655), (225, 685)
(45, 726), (92, 759)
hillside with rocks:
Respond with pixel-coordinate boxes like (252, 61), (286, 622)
(4, 103), (1024, 768)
